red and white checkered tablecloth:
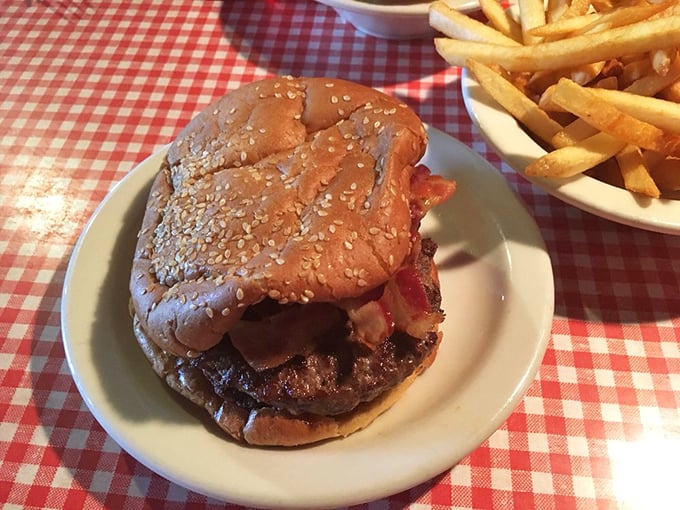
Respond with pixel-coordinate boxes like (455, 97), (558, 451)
(2, 0), (679, 508)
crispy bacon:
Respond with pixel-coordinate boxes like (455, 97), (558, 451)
(229, 165), (454, 367)
(410, 164), (456, 221)
(341, 260), (444, 350)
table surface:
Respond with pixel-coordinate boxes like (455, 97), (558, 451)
(2, 1), (679, 509)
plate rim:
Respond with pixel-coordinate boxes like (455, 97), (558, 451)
(61, 126), (554, 508)
(461, 68), (680, 236)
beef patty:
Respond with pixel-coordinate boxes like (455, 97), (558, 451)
(190, 238), (442, 417)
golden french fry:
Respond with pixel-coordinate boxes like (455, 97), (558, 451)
(572, 0), (675, 36)
(526, 132), (626, 178)
(570, 61), (605, 85)
(434, 16), (680, 72)
(621, 58), (654, 88)
(625, 57), (680, 94)
(586, 88), (680, 134)
(478, 0), (523, 42)
(429, 2), (521, 45)
(546, 0), (569, 22)
(525, 69), (570, 97)
(466, 59), (563, 145)
(615, 144), (661, 198)
(549, 78), (680, 155)
(551, 64), (680, 146)
(551, 119), (600, 148)
(518, 0), (546, 45)
(538, 63), (607, 110)
(528, 13), (601, 39)
(560, 0), (591, 19)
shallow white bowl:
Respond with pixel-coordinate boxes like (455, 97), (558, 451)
(315, 0), (479, 39)
(461, 68), (680, 235)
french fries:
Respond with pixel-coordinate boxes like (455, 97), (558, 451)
(434, 17), (680, 72)
(430, 0), (680, 199)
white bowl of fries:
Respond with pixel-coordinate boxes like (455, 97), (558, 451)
(430, 0), (680, 234)
(315, 0), (478, 39)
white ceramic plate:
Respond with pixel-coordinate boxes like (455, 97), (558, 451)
(461, 68), (680, 235)
(61, 126), (553, 509)
(315, 0), (479, 39)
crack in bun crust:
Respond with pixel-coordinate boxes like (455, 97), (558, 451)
(130, 76), (428, 357)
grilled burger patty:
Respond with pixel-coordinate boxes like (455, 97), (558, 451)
(191, 238), (441, 417)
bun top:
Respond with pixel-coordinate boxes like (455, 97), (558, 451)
(130, 76), (427, 357)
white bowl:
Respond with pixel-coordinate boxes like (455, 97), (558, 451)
(315, 0), (479, 39)
(461, 68), (680, 235)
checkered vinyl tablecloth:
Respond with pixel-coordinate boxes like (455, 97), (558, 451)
(1, 0), (679, 508)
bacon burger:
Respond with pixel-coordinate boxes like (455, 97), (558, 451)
(129, 76), (455, 446)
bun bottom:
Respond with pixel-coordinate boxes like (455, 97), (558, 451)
(132, 314), (440, 447)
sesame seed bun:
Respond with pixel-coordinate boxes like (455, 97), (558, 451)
(129, 76), (449, 447)
(130, 76), (427, 357)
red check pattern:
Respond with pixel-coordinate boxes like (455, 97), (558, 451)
(2, 1), (679, 509)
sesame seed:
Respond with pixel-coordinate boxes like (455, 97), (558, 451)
(221, 307), (231, 316)
(205, 308), (214, 318)
(236, 288), (245, 300)
(357, 279), (367, 287)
